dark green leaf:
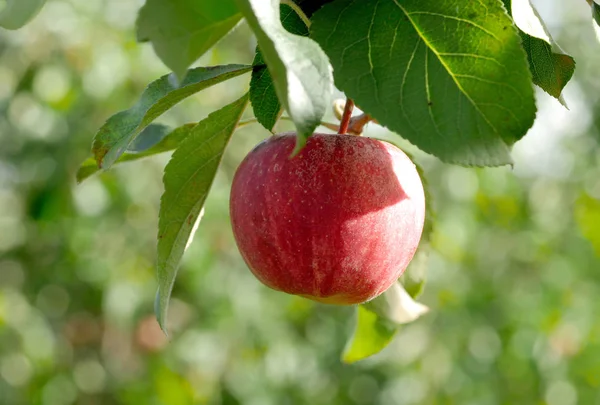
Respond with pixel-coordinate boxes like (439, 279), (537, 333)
(136, 0), (242, 79)
(249, 4), (309, 132)
(127, 124), (172, 153)
(506, 0), (575, 102)
(0, 0), (45, 30)
(311, 0), (536, 166)
(520, 35), (574, 102)
(91, 64), (251, 170)
(156, 93), (249, 333)
(342, 306), (397, 363)
(236, 0), (333, 152)
(77, 124), (196, 183)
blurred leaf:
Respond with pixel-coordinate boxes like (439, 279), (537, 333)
(77, 124), (196, 183)
(363, 282), (429, 325)
(127, 124), (172, 153)
(0, 0), (45, 30)
(575, 193), (600, 256)
(156, 93), (249, 333)
(311, 0), (536, 166)
(342, 306), (397, 364)
(136, 0), (242, 80)
(236, 0), (333, 153)
(92, 64), (252, 170)
(508, 0), (575, 103)
(250, 4), (310, 132)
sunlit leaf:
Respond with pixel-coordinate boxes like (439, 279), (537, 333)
(236, 0), (333, 152)
(363, 282), (429, 325)
(342, 306), (397, 363)
(592, 2), (600, 42)
(136, 0), (242, 79)
(91, 64), (251, 170)
(156, 93), (249, 333)
(311, 0), (536, 166)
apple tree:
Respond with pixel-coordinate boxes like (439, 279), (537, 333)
(4, 0), (595, 363)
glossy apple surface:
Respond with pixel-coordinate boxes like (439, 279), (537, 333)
(229, 133), (425, 304)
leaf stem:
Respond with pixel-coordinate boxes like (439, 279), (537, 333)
(280, 0), (311, 28)
(338, 99), (355, 134)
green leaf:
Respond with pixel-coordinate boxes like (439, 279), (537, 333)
(507, 0), (575, 102)
(136, 0), (242, 79)
(236, 0), (333, 152)
(311, 0), (536, 166)
(0, 0), (45, 30)
(249, 4), (309, 132)
(342, 306), (397, 363)
(127, 123), (172, 153)
(91, 64), (251, 170)
(363, 282), (429, 325)
(591, 2), (600, 42)
(156, 93), (249, 333)
(77, 124), (196, 183)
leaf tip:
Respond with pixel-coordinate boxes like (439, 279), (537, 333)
(289, 134), (307, 157)
(154, 289), (170, 337)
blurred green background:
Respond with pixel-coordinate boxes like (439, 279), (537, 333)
(2, 1), (600, 404)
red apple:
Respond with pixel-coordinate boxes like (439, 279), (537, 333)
(229, 133), (425, 305)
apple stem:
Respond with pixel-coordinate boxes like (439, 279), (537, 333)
(338, 99), (355, 134)
(347, 113), (375, 135)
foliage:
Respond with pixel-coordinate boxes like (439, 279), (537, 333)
(1, 1), (600, 403)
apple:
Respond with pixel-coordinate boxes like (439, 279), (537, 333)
(229, 133), (425, 305)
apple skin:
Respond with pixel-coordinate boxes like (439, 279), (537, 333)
(229, 133), (425, 305)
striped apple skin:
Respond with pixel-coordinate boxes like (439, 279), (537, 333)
(230, 133), (425, 305)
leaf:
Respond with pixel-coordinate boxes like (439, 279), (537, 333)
(508, 0), (575, 103)
(156, 93), (249, 333)
(136, 0), (242, 80)
(342, 306), (397, 363)
(91, 64), (251, 170)
(363, 283), (429, 325)
(0, 0), (45, 30)
(127, 124), (172, 153)
(77, 124), (196, 183)
(249, 4), (309, 132)
(311, 0), (536, 166)
(236, 0), (333, 152)
(592, 2), (600, 42)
